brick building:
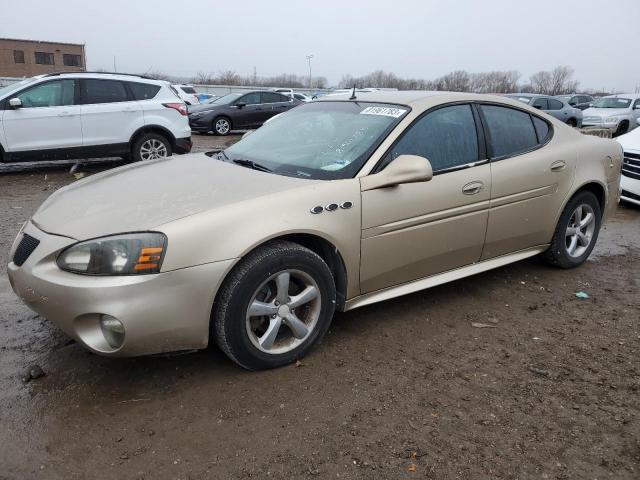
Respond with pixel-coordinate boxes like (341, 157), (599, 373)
(0, 38), (86, 77)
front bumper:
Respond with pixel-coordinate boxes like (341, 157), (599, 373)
(581, 121), (617, 131)
(188, 115), (212, 132)
(621, 175), (640, 206)
(7, 222), (235, 357)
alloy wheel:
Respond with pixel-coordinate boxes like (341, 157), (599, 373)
(565, 204), (596, 258)
(140, 139), (168, 160)
(245, 269), (321, 354)
(215, 118), (230, 135)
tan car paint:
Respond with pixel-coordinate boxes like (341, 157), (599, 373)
(7, 91), (622, 357)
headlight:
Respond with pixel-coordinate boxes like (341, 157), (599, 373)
(57, 232), (166, 275)
(605, 116), (619, 124)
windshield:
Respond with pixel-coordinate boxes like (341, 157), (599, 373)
(0, 78), (36, 99)
(591, 97), (632, 109)
(180, 86), (197, 94)
(222, 101), (409, 180)
(210, 93), (243, 105)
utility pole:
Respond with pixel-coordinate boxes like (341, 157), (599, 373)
(306, 54), (314, 89)
(113, 55), (117, 72)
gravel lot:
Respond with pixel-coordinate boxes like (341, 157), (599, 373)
(1, 135), (639, 479)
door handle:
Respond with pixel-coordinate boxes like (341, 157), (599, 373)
(462, 181), (484, 195)
(57, 111), (75, 117)
(550, 160), (566, 172)
(121, 108), (136, 113)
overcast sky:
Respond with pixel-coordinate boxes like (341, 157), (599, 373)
(2, 0), (639, 91)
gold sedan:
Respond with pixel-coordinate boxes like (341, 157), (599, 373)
(8, 91), (622, 369)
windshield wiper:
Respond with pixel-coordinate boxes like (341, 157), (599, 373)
(232, 158), (272, 172)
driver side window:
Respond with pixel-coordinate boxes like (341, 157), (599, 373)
(238, 92), (261, 105)
(384, 104), (479, 172)
(17, 80), (75, 108)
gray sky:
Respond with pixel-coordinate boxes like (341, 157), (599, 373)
(2, 0), (639, 91)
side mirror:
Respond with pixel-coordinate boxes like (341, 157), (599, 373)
(568, 101), (576, 106)
(533, 104), (543, 110)
(361, 154), (433, 191)
(235, 102), (246, 109)
(9, 97), (22, 109)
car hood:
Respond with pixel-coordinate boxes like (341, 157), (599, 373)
(583, 107), (629, 117)
(32, 153), (316, 240)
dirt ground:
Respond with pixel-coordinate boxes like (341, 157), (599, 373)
(1, 135), (639, 479)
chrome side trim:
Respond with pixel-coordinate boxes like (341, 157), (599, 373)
(490, 184), (557, 208)
(345, 245), (548, 311)
(361, 200), (490, 239)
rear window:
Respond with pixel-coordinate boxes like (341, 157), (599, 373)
(83, 79), (128, 104)
(128, 82), (161, 100)
(180, 86), (197, 94)
(481, 105), (538, 158)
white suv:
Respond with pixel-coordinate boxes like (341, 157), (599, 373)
(0, 72), (192, 163)
(171, 84), (200, 105)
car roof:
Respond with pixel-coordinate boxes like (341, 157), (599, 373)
(42, 72), (167, 84)
(602, 93), (640, 99)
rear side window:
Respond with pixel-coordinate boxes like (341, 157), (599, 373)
(83, 79), (128, 104)
(239, 92), (261, 105)
(532, 116), (550, 143)
(128, 82), (161, 100)
(548, 98), (563, 110)
(262, 92), (289, 103)
(387, 104), (479, 172)
(481, 105), (538, 158)
(180, 86), (197, 94)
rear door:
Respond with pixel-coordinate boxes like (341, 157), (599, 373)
(360, 104), (491, 293)
(547, 98), (568, 121)
(261, 92), (294, 122)
(2, 79), (82, 155)
(80, 79), (143, 152)
(479, 104), (576, 259)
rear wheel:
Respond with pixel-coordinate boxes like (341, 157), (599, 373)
(213, 117), (232, 136)
(543, 191), (601, 268)
(132, 133), (172, 162)
(213, 241), (336, 370)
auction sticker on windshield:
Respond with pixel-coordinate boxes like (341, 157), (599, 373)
(360, 106), (407, 118)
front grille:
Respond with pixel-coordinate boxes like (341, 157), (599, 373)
(621, 189), (640, 202)
(13, 233), (40, 267)
(622, 151), (640, 180)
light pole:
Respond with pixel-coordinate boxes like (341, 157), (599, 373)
(306, 54), (314, 89)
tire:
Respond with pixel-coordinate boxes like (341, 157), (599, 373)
(566, 118), (577, 127)
(543, 191), (601, 268)
(131, 133), (172, 162)
(212, 116), (232, 136)
(614, 121), (629, 137)
(213, 240), (336, 370)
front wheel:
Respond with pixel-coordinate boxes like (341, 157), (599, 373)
(213, 117), (232, 136)
(213, 241), (336, 370)
(543, 191), (601, 268)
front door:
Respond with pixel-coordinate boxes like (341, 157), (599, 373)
(360, 104), (491, 293)
(479, 104), (576, 259)
(2, 79), (82, 155)
(234, 92), (263, 128)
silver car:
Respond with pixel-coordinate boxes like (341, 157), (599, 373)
(506, 94), (583, 127)
(582, 94), (640, 136)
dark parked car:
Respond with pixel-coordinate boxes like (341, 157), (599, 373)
(188, 91), (300, 135)
(556, 94), (594, 111)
